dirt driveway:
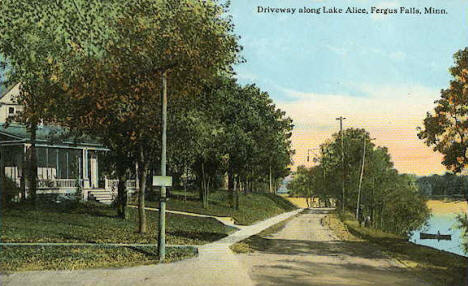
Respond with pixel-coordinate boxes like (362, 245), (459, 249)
(236, 208), (431, 286)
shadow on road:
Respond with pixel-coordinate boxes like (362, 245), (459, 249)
(246, 237), (387, 259)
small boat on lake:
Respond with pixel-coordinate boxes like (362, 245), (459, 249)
(420, 231), (451, 240)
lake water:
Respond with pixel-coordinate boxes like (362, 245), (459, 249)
(410, 213), (467, 257)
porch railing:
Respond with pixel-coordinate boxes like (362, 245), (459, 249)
(37, 179), (82, 189)
(35, 178), (136, 190)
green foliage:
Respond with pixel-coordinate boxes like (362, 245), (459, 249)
(0, 0), (242, 230)
(0, 246), (196, 272)
(0, 0), (293, 222)
(288, 165), (330, 207)
(416, 173), (468, 199)
(166, 77), (294, 208)
(457, 213), (468, 254)
(74, 180), (82, 203)
(293, 128), (430, 236)
(1, 177), (21, 207)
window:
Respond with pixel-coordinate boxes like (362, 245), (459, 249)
(8, 107), (14, 114)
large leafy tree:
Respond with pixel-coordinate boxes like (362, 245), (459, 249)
(166, 77), (294, 209)
(57, 0), (240, 233)
(0, 0), (121, 203)
(1, 0), (240, 232)
(418, 48), (468, 175)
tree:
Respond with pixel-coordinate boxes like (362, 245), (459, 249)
(1, 0), (240, 232)
(418, 48), (468, 176)
(308, 128), (429, 235)
(288, 166), (320, 207)
(0, 0), (122, 204)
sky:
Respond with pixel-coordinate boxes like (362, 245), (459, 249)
(228, 0), (468, 176)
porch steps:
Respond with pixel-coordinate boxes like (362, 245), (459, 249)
(88, 189), (114, 205)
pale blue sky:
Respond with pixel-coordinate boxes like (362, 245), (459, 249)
(228, 0), (468, 174)
(230, 0), (468, 99)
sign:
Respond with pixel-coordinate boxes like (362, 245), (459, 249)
(153, 176), (172, 187)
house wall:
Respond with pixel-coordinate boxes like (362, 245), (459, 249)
(0, 84), (23, 123)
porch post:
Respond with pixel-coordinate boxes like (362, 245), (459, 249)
(82, 148), (89, 189)
(89, 151), (98, 188)
(95, 152), (99, 188)
(46, 147), (49, 179)
(66, 151), (69, 179)
(55, 149), (59, 179)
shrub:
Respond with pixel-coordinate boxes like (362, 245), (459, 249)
(74, 179), (83, 202)
(1, 177), (21, 207)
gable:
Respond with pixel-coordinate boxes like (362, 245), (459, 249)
(0, 83), (20, 104)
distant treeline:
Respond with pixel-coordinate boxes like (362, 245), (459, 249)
(417, 174), (468, 199)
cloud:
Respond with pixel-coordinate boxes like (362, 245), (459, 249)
(276, 84), (445, 175)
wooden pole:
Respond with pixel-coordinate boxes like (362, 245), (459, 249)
(356, 137), (366, 220)
(336, 116), (346, 212)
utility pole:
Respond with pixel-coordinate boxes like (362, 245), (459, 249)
(356, 137), (366, 221)
(159, 72), (168, 261)
(356, 137), (375, 221)
(336, 116), (346, 212)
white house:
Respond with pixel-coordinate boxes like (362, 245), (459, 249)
(0, 83), (136, 203)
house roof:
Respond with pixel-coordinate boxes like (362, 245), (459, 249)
(0, 123), (106, 149)
(0, 83), (18, 100)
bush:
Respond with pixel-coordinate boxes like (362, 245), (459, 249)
(1, 177), (21, 208)
(457, 214), (468, 253)
(74, 179), (83, 202)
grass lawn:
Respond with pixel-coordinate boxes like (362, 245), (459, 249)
(145, 190), (297, 225)
(0, 245), (196, 272)
(326, 211), (468, 286)
(1, 201), (234, 272)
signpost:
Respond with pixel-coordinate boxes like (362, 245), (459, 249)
(154, 175), (172, 261)
(153, 176), (172, 187)
(158, 72), (168, 261)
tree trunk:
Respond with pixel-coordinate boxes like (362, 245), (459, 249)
(228, 168), (234, 208)
(201, 162), (208, 209)
(184, 164), (188, 202)
(28, 123), (38, 205)
(269, 164), (273, 193)
(235, 176), (240, 210)
(20, 147), (26, 200)
(117, 170), (128, 219)
(137, 145), (149, 233)
(244, 178), (248, 195)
